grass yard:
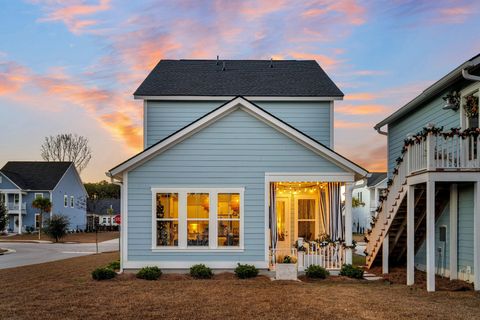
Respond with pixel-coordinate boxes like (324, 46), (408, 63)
(1, 253), (480, 319)
(0, 231), (119, 243)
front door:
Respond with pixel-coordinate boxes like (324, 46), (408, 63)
(294, 195), (319, 242)
(13, 215), (19, 233)
(276, 197), (291, 250)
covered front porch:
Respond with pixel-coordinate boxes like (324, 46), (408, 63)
(0, 190), (27, 234)
(266, 174), (355, 272)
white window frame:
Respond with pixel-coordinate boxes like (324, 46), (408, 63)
(293, 194), (319, 241)
(64, 195), (68, 207)
(13, 194), (19, 205)
(70, 196), (74, 208)
(151, 187), (244, 252)
(34, 193), (43, 200)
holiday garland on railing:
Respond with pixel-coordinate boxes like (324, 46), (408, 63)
(365, 125), (480, 246)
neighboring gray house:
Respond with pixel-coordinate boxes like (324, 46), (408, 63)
(367, 54), (480, 291)
(0, 161), (87, 233)
(352, 172), (387, 233)
(87, 198), (120, 229)
(108, 59), (369, 272)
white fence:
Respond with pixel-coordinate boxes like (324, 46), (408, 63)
(270, 243), (345, 271)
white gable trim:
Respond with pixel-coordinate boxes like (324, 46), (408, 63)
(109, 97), (367, 179)
(0, 171), (22, 190)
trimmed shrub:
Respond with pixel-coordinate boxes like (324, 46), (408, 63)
(190, 264), (213, 279)
(107, 260), (120, 271)
(305, 265), (329, 279)
(339, 264), (364, 279)
(92, 267), (116, 281)
(43, 214), (70, 242)
(136, 266), (162, 280)
(234, 263), (259, 279)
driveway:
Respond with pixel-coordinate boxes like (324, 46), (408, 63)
(0, 239), (119, 269)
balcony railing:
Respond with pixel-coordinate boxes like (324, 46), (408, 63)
(407, 131), (480, 175)
(7, 202), (26, 211)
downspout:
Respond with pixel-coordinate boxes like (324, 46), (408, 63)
(375, 126), (388, 136)
(108, 173), (123, 272)
(462, 68), (480, 81)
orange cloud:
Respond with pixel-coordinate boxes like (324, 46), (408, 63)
(240, 0), (288, 19)
(302, 0), (366, 25)
(344, 93), (377, 101)
(101, 112), (142, 149)
(0, 62), (29, 95)
(289, 52), (341, 70)
(35, 0), (111, 34)
(336, 104), (386, 115)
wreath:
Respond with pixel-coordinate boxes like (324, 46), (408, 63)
(463, 94), (479, 118)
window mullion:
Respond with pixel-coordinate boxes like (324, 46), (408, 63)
(210, 192), (218, 249)
(178, 191), (187, 248)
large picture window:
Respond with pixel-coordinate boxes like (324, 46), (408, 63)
(151, 188), (243, 251)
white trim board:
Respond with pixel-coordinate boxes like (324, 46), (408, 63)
(109, 97), (367, 180)
(135, 95), (343, 101)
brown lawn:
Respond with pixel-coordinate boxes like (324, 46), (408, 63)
(0, 231), (119, 243)
(1, 253), (480, 319)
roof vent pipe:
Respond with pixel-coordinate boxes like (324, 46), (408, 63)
(222, 61), (226, 71)
(216, 55), (219, 65)
(270, 58), (273, 68)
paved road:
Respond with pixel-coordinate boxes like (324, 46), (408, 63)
(0, 239), (119, 269)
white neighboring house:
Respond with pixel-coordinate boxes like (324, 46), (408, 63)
(352, 172), (387, 233)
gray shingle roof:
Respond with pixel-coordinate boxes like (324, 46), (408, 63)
(134, 59), (344, 97)
(367, 172), (387, 187)
(0, 161), (73, 190)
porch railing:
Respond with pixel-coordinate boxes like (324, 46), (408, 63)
(407, 132), (480, 175)
(270, 243), (345, 271)
(7, 202), (26, 211)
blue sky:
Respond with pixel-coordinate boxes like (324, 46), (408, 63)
(1, 0), (479, 181)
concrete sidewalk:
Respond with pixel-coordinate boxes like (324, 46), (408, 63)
(0, 238), (119, 269)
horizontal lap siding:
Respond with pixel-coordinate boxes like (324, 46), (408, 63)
(414, 185), (474, 276)
(387, 92), (459, 177)
(128, 109), (345, 263)
(146, 100), (332, 148)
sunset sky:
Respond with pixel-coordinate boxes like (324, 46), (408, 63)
(1, 0), (479, 182)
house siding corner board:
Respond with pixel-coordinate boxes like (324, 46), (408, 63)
(415, 184), (475, 280)
(127, 109), (346, 267)
(387, 91), (459, 177)
(145, 100), (332, 148)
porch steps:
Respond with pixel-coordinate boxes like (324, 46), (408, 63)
(363, 272), (383, 281)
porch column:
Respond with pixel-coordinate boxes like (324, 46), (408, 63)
(449, 184), (458, 280)
(18, 192), (23, 234)
(382, 233), (389, 274)
(345, 182), (354, 265)
(407, 185), (415, 285)
(474, 181), (480, 290)
(426, 180), (435, 292)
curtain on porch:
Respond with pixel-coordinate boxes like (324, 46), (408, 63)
(318, 187), (328, 234)
(327, 182), (344, 241)
(269, 182), (277, 250)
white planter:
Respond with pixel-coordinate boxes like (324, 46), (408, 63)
(275, 263), (298, 280)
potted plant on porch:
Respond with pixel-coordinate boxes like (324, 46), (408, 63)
(275, 255), (298, 280)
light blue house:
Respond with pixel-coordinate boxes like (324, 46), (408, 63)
(367, 54), (480, 291)
(108, 59), (369, 272)
(0, 161), (87, 233)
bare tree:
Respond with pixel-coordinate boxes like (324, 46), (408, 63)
(41, 133), (92, 173)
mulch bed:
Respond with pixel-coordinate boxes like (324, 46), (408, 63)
(370, 266), (474, 291)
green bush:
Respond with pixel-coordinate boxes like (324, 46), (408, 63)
(136, 266), (162, 280)
(234, 263), (259, 279)
(43, 214), (70, 242)
(305, 265), (329, 279)
(92, 267), (116, 281)
(190, 264), (213, 279)
(339, 264), (364, 279)
(107, 260), (120, 271)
